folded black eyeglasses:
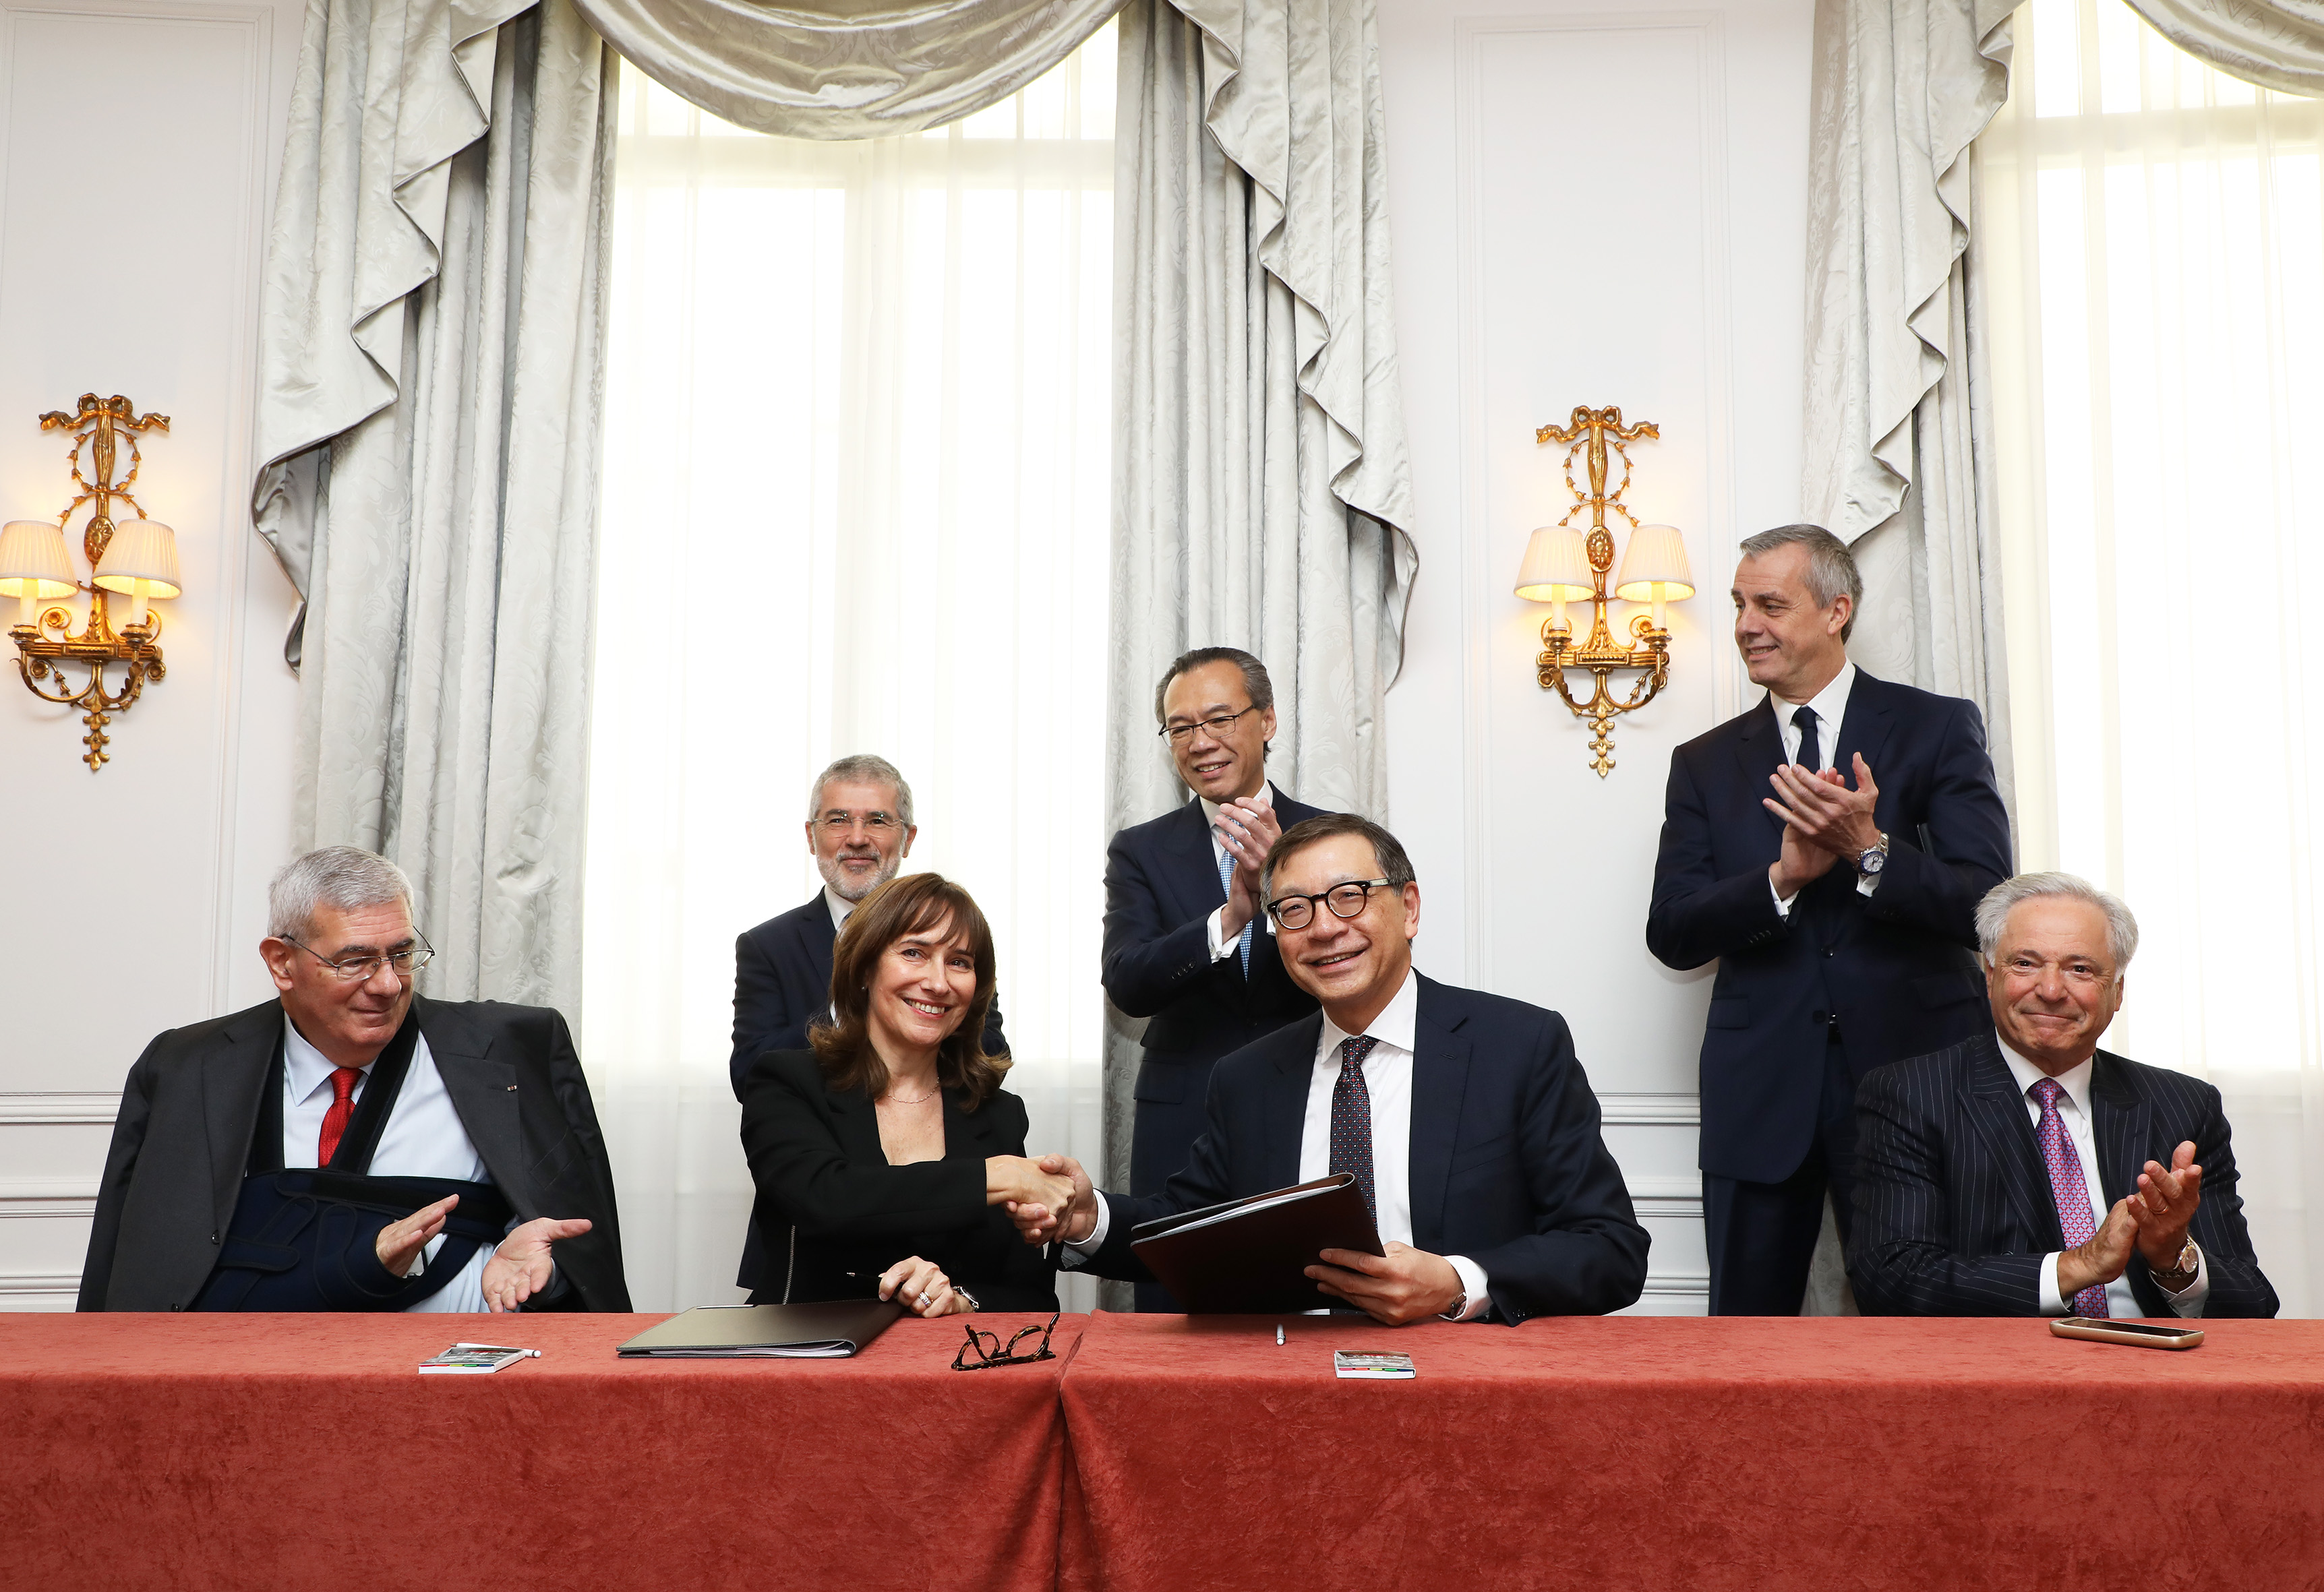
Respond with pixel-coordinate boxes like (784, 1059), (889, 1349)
(951, 1312), (1061, 1371)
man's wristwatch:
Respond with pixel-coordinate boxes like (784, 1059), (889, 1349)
(2149, 1240), (2199, 1288)
(1857, 831), (1890, 878)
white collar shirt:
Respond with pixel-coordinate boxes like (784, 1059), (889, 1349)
(1773, 660), (1856, 772)
(1994, 1035), (2208, 1318)
(282, 1014), (496, 1313)
(824, 885), (856, 931)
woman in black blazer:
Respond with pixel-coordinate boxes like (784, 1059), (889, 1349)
(738, 871), (1074, 1314)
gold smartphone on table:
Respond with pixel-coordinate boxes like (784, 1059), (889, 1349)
(2049, 1317), (2204, 1350)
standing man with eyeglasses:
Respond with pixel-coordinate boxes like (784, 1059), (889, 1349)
(80, 846), (629, 1313)
(1102, 648), (1329, 1310)
(1646, 525), (2012, 1315)
(729, 754), (1008, 1291)
(1025, 813), (1649, 1322)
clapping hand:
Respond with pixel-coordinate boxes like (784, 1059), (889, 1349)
(1764, 754), (1882, 861)
(482, 1216), (591, 1312)
(1214, 798), (1283, 935)
(2130, 1140), (2203, 1278)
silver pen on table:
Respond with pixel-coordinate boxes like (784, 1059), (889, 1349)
(1276, 1324), (1284, 1346)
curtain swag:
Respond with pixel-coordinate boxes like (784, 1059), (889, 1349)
(2121, 0), (2324, 96)
(567, 0), (1125, 138)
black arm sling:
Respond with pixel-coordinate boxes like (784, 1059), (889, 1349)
(193, 1012), (512, 1312)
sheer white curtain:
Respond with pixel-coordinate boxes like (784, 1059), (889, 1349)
(1983, 0), (2324, 1314)
(581, 31), (1116, 1312)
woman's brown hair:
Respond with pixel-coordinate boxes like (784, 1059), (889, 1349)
(808, 872), (1012, 1109)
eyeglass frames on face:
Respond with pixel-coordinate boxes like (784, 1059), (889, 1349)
(283, 931), (437, 982)
(1158, 705), (1262, 744)
(816, 811), (903, 834)
(951, 1312), (1061, 1370)
(1264, 880), (1394, 931)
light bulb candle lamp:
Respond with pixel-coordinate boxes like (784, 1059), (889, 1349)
(1, 395), (178, 770)
(1518, 405), (1693, 778)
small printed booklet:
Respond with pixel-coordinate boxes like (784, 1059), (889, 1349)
(1334, 1350), (1416, 1380)
(419, 1343), (539, 1375)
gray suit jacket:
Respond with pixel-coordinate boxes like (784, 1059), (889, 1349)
(1848, 1031), (2277, 1317)
(78, 996), (630, 1312)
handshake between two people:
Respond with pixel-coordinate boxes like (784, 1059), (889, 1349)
(991, 1155), (1472, 1326)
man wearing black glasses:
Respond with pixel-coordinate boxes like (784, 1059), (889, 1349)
(1102, 648), (1329, 1310)
(78, 846), (628, 1314)
(1046, 814), (1648, 1323)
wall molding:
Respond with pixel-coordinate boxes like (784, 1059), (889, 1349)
(1638, 1270), (1710, 1298)
(1626, 1173), (1702, 1221)
(0, 1178), (98, 1219)
(0, 1092), (122, 1126)
(0, 1270), (80, 1302)
(1599, 1093), (1700, 1127)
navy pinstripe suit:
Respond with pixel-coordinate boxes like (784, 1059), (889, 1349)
(1847, 1031), (2278, 1317)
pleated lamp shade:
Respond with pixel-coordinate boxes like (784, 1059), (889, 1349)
(92, 520), (182, 601)
(1514, 525), (1595, 602)
(1613, 524), (1694, 603)
(0, 519), (77, 599)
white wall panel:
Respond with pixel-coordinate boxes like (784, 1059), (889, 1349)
(1378, 0), (1815, 1309)
(0, 1), (305, 1304)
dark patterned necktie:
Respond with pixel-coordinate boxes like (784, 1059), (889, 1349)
(1332, 1036), (1379, 1227)
(2031, 1078), (2110, 1318)
(1792, 704), (1821, 772)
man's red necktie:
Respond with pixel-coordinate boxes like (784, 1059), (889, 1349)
(317, 1067), (363, 1165)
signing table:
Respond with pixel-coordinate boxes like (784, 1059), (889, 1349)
(0, 1311), (1080, 1592)
(6, 1313), (2324, 1592)
(1057, 1314), (2324, 1592)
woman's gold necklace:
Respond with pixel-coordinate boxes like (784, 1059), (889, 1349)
(881, 1086), (941, 1106)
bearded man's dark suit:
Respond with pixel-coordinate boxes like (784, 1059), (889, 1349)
(729, 891), (1009, 1289)
(1646, 669), (2013, 1313)
(1069, 976), (1649, 1322)
(79, 995), (630, 1313)
(1103, 785), (1326, 1309)
(1849, 1032), (2278, 1317)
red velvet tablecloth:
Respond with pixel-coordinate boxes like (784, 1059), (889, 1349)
(0, 1311), (1081, 1592)
(1056, 1313), (2324, 1592)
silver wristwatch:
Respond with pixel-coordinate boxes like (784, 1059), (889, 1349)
(1857, 831), (1890, 878)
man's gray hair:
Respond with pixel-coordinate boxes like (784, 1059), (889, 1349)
(1975, 871), (2140, 972)
(268, 846), (415, 942)
(1737, 524), (1864, 642)
(1154, 646), (1274, 724)
(808, 754), (914, 827)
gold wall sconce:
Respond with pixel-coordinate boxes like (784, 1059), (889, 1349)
(1515, 405), (1693, 778)
(1, 395), (179, 770)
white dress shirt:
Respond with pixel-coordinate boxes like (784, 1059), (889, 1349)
(282, 1017), (497, 1313)
(1201, 782), (1275, 961)
(1065, 970), (1492, 1320)
(1767, 661), (1879, 916)
(1994, 1035), (2208, 1318)
(824, 885), (858, 931)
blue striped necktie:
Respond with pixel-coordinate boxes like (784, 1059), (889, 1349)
(1218, 843), (1253, 974)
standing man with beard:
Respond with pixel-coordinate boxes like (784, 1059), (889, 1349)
(729, 754), (1007, 1289)
(1103, 648), (1328, 1310)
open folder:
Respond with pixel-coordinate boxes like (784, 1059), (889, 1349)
(1129, 1173), (1385, 1314)
(616, 1300), (904, 1358)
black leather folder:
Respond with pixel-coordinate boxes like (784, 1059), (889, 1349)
(1128, 1173), (1385, 1314)
(615, 1299), (905, 1357)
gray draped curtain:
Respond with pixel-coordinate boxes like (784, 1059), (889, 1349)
(2120, 0), (2324, 93)
(1799, 0), (2017, 816)
(251, 0), (616, 1016)
(1101, 0), (1417, 1297)
(568, 0), (1122, 137)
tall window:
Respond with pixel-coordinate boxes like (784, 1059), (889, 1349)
(1982, 0), (2323, 1311)
(581, 36), (1116, 1311)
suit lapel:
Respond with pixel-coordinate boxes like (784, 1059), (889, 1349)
(1405, 979), (1470, 1253)
(1732, 697), (1788, 844)
(1261, 1016), (1325, 1192)
(943, 1091), (1008, 1159)
(2088, 1051), (2149, 1206)
(1959, 1033), (2062, 1248)
(202, 1002), (282, 1233)
(1833, 669), (1899, 793)
(797, 892), (838, 991)
(420, 998), (527, 1213)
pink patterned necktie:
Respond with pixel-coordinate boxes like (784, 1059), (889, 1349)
(2031, 1078), (2110, 1318)
(1332, 1036), (1379, 1227)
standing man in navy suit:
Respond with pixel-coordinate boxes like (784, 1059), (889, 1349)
(1102, 648), (1326, 1310)
(729, 754), (1007, 1289)
(1647, 525), (2012, 1314)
